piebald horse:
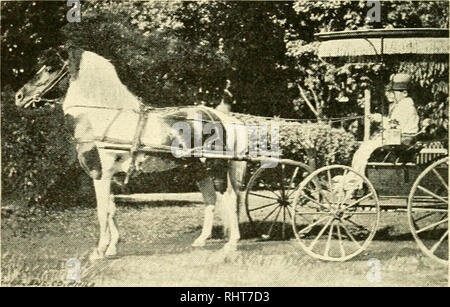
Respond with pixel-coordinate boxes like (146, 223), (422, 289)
(15, 47), (247, 260)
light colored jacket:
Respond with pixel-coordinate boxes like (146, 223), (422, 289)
(385, 97), (419, 134)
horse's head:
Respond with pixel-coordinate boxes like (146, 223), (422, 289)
(15, 47), (70, 109)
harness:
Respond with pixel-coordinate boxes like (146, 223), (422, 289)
(124, 105), (152, 184)
(28, 62), (69, 106)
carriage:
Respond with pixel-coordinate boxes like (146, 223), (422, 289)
(243, 28), (449, 264)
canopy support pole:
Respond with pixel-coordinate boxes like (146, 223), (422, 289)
(364, 89), (371, 141)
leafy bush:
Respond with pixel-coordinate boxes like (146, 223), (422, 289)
(1, 88), (82, 205)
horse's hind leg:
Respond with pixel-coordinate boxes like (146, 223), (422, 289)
(222, 161), (247, 252)
(192, 177), (217, 247)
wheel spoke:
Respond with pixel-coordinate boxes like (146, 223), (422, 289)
(336, 223), (346, 257)
(327, 169), (332, 190)
(249, 192), (279, 201)
(261, 204), (281, 223)
(324, 221), (335, 257)
(287, 184), (301, 199)
(343, 216), (370, 233)
(286, 205), (293, 219)
(430, 230), (449, 254)
(340, 222), (362, 249)
(266, 206), (283, 238)
(412, 211), (441, 225)
(309, 217), (334, 251)
(249, 201), (279, 212)
(416, 217), (448, 234)
(337, 170), (350, 208)
(417, 185), (448, 205)
(282, 206), (287, 239)
(289, 166), (300, 189)
(431, 168), (448, 190)
(279, 164), (286, 198)
(344, 211), (377, 215)
(340, 192), (374, 212)
(260, 180), (282, 198)
(297, 215), (330, 235)
(299, 193), (330, 211)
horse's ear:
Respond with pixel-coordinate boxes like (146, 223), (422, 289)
(56, 44), (70, 62)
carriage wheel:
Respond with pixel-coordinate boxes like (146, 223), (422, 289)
(292, 165), (380, 261)
(408, 157), (448, 265)
(245, 160), (313, 240)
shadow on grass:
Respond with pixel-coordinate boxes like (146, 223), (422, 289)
(114, 200), (201, 208)
(238, 221), (447, 243)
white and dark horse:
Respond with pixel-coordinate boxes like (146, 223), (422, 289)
(15, 47), (247, 260)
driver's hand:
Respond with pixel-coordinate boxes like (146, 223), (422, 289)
(367, 113), (382, 122)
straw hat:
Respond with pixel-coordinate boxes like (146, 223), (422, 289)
(386, 73), (412, 91)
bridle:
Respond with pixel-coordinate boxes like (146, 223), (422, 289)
(28, 59), (69, 106)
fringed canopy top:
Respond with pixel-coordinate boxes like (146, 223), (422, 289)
(315, 28), (449, 58)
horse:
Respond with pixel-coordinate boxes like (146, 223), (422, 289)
(15, 46), (247, 261)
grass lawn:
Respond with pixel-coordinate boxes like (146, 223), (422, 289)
(1, 199), (448, 286)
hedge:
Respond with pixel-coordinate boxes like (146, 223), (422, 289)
(1, 88), (81, 205)
(233, 113), (358, 167)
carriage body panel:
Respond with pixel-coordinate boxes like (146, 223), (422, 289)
(366, 143), (448, 197)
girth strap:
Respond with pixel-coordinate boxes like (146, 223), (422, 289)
(124, 107), (151, 184)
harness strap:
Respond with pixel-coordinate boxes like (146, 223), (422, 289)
(124, 108), (150, 184)
(100, 109), (123, 142)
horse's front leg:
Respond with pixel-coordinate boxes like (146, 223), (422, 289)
(105, 195), (119, 257)
(90, 178), (113, 261)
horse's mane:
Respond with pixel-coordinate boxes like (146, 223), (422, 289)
(63, 51), (140, 111)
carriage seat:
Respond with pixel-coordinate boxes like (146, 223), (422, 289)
(368, 144), (420, 164)
(368, 138), (447, 165)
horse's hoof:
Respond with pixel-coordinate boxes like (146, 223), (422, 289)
(222, 242), (238, 252)
(191, 238), (207, 247)
(89, 249), (105, 261)
(105, 247), (117, 257)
